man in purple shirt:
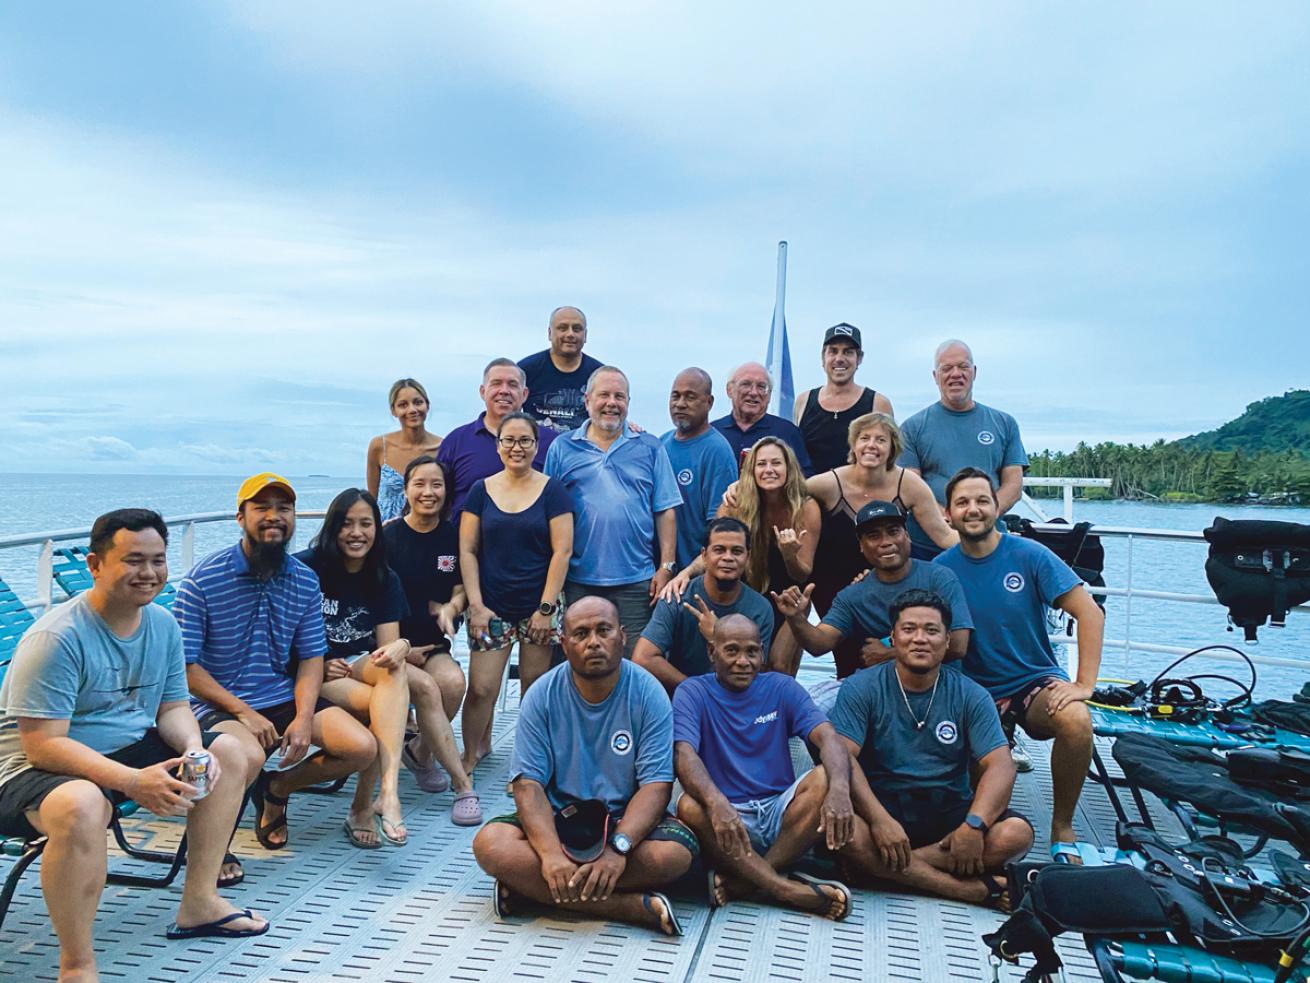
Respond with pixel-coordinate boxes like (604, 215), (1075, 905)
(674, 615), (854, 919)
(439, 358), (557, 515)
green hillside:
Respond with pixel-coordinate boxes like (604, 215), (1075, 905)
(1177, 389), (1310, 455)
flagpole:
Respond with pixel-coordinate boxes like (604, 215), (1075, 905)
(765, 241), (795, 418)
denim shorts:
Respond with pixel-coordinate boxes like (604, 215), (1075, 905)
(729, 771), (807, 854)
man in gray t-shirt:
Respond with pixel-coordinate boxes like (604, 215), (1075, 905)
(830, 588), (1033, 910)
(899, 339), (1028, 553)
(0, 510), (268, 974)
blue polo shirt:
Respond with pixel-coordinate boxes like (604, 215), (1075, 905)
(711, 412), (814, 477)
(660, 426), (739, 568)
(438, 412), (557, 515)
(544, 423), (683, 587)
(174, 543), (328, 714)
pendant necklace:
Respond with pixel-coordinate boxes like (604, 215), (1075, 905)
(895, 670), (939, 730)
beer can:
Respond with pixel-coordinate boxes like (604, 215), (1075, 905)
(183, 749), (211, 800)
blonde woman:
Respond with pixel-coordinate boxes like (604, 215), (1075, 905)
(366, 378), (442, 522)
(663, 436), (819, 674)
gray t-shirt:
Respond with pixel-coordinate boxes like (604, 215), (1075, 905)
(899, 400), (1028, 548)
(824, 562), (973, 642)
(830, 661), (1006, 807)
(640, 576), (775, 677)
(0, 595), (189, 790)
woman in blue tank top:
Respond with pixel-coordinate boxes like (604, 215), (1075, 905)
(366, 378), (443, 522)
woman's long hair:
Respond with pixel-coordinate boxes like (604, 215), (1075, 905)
(730, 436), (808, 592)
(309, 488), (390, 597)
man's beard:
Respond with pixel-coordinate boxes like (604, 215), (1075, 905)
(711, 575), (738, 593)
(957, 518), (995, 544)
(246, 536), (287, 579)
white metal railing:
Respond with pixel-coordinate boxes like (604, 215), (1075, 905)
(1022, 476), (1114, 522)
(1037, 522), (1310, 672)
(2, 506), (1306, 675)
(0, 511), (326, 614)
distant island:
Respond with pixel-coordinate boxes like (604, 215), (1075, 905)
(1029, 389), (1310, 505)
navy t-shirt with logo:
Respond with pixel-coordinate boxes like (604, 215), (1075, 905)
(519, 349), (605, 436)
(934, 534), (1081, 698)
(294, 548), (410, 659)
(672, 672), (827, 803)
(382, 519), (460, 648)
(830, 661), (1006, 808)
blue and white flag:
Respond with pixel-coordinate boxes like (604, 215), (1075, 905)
(765, 241), (794, 418)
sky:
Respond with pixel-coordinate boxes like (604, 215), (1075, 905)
(0, 2), (1306, 476)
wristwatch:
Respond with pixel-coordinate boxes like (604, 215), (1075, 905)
(660, 561), (677, 574)
(609, 831), (633, 856)
(537, 600), (557, 617)
(964, 813), (989, 834)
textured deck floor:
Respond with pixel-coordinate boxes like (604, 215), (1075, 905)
(0, 665), (1182, 983)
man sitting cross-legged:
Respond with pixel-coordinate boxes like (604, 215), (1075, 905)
(836, 589), (1034, 909)
(473, 596), (698, 936)
(673, 614), (855, 919)
(0, 509), (268, 983)
(176, 473), (377, 850)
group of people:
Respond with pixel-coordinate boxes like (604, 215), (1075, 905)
(0, 305), (1106, 980)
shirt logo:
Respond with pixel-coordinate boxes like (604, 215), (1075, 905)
(677, 468), (694, 486)
(1004, 572), (1025, 593)
(321, 597), (339, 616)
(936, 721), (959, 745)
(977, 430), (995, 446)
(754, 711), (778, 725)
(610, 730), (633, 756)
(437, 555), (456, 573)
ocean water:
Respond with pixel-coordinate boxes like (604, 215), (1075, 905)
(1, 473), (1307, 698)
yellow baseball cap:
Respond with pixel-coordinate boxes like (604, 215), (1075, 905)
(236, 472), (297, 509)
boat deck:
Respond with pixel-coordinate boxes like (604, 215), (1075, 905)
(0, 665), (1182, 983)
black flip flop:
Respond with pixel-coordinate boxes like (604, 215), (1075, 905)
(217, 852), (244, 888)
(642, 892), (683, 937)
(251, 773), (290, 851)
(493, 879), (520, 919)
(979, 873), (1011, 912)
(166, 908), (269, 940)
(705, 868), (722, 909)
(789, 872), (852, 921)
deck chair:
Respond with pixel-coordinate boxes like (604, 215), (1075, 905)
(52, 545), (178, 608)
(0, 574), (191, 931)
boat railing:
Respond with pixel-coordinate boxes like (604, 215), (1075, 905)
(0, 510), (327, 614)
(1, 505), (1305, 673)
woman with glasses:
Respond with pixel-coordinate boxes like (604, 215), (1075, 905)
(458, 412), (574, 774)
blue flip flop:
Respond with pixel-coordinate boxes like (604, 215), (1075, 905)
(1049, 841), (1084, 865)
(166, 908), (269, 940)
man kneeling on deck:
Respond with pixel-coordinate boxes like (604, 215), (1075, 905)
(473, 596), (697, 936)
(0, 510), (268, 983)
(673, 615), (855, 919)
(837, 589), (1033, 910)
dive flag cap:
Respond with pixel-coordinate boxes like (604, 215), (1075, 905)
(554, 799), (611, 863)
(237, 472), (297, 510)
(855, 500), (906, 531)
(822, 323), (862, 351)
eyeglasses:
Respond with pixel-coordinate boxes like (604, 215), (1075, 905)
(498, 436), (537, 450)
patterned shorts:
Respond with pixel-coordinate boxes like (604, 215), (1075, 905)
(468, 600), (564, 653)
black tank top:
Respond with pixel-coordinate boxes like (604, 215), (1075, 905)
(798, 386), (878, 473)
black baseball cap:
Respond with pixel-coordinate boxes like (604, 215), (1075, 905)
(855, 500), (906, 531)
(554, 799), (611, 863)
(822, 323), (862, 351)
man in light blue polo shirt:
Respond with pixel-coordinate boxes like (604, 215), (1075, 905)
(899, 340), (1028, 557)
(176, 473), (376, 851)
(545, 366), (683, 657)
(661, 367), (738, 569)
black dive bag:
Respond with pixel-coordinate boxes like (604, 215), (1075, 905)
(1008, 517), (1107, 608)
(983, 828), (1310, 982)
(1204, 517), (1310, 642)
